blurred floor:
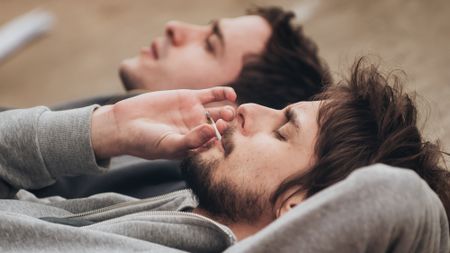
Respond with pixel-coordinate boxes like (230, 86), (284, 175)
(0, 0), (449, 151)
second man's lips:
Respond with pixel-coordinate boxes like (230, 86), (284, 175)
(151, 40), (159, 60)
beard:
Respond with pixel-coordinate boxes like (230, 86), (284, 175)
(180, 127), (270, 223)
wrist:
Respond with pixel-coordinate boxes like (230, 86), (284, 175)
(91, 105), (122, 159)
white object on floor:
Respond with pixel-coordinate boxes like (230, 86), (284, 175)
(294, 0), (321, 24)
(0, 9), (54, 62)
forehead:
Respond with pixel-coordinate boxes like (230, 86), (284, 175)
(220, 15), (270, 35)
(288, 101), (322, 115)
(220, 15), (271, 55)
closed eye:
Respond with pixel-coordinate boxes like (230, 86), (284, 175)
(273, 108), (294, 142)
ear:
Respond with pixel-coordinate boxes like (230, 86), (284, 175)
(276, 189), (305, 218)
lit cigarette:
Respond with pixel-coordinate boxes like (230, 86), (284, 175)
(205, 111), (222, 141)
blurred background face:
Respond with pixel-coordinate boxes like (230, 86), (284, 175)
(181, 101), (320, 222)
(119, 15), (271, 91)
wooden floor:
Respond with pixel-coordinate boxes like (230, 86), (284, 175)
(1, 0), (449, 153)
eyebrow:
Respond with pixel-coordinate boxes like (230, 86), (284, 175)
(285, 107), (301, 133)
(211, 19), (225, 48)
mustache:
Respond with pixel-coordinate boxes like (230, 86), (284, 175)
(222, 125), (236, 158)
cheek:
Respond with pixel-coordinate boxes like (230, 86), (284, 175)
(222, 138), (289, 188)
(163, 47), (240, 87)
(223, 39), (263, 69)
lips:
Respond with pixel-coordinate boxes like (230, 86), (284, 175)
(210, 138), (225, 152)
(215, 139), (226, 152)
(151, 41), (159, 60)
(195, 138), (224, 154)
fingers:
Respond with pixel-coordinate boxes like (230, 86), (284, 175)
(175, 120), (231, 151)
(161, 120), (233, 159)
(197, 87), (237, 104)
(215, 119), (230, 134)
(206, 106), (236, 122)
(171, 124), (216, 152)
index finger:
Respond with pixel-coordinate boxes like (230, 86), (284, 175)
(197, 87), (237, 104)
(206, 106), (236, 122)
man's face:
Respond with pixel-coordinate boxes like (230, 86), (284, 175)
(120, 15), (271, 91)
(181, 101), (320, 222)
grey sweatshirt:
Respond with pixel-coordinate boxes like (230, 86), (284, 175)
(0, 106), (448, 253)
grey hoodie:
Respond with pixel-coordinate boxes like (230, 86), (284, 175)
(0, 106), (448, 253)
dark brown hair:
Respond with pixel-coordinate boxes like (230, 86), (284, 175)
(230, 6), (332, 109)
(272, 57), (450, 221)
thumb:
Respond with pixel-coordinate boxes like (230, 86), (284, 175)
(158, 124), (215, 159)
(164, 124), (215, 158)
(181, 124), (216, 150)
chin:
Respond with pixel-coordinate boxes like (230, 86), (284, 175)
(119, 61), (142, 91)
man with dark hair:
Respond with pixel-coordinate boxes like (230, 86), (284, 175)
(282, 58), (450, 213)
(181, 59), (450, 237)
(0, 59), (448, 252)
(117, 6), (330, 109)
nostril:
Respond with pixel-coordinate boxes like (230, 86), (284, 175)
(238, 113), (245, 129)
(166, 28), (174, 40)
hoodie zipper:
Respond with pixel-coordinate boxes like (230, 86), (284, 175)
(61, 189), (237, 242)
(89, 210), (237, 243)
(62, 189), (192, 219)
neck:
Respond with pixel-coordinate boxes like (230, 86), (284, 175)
(193, 208), (272, 241)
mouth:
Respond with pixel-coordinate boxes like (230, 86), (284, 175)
(193, 138), (224, 155)
(192, 125), (235, 157)
(209, 138), (225, 152)
(151, 41), (159, 60)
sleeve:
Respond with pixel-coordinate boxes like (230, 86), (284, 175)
(225, 164), (450, 253)
(0, 105), (109, 198)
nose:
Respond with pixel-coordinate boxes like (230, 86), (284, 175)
(237, 103), (285, 136)
(165, 20), (208, 47)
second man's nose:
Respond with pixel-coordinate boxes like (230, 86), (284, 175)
(164, 20), (206, 46)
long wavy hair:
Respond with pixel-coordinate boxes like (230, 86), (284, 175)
(271, 57), (450, 224)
